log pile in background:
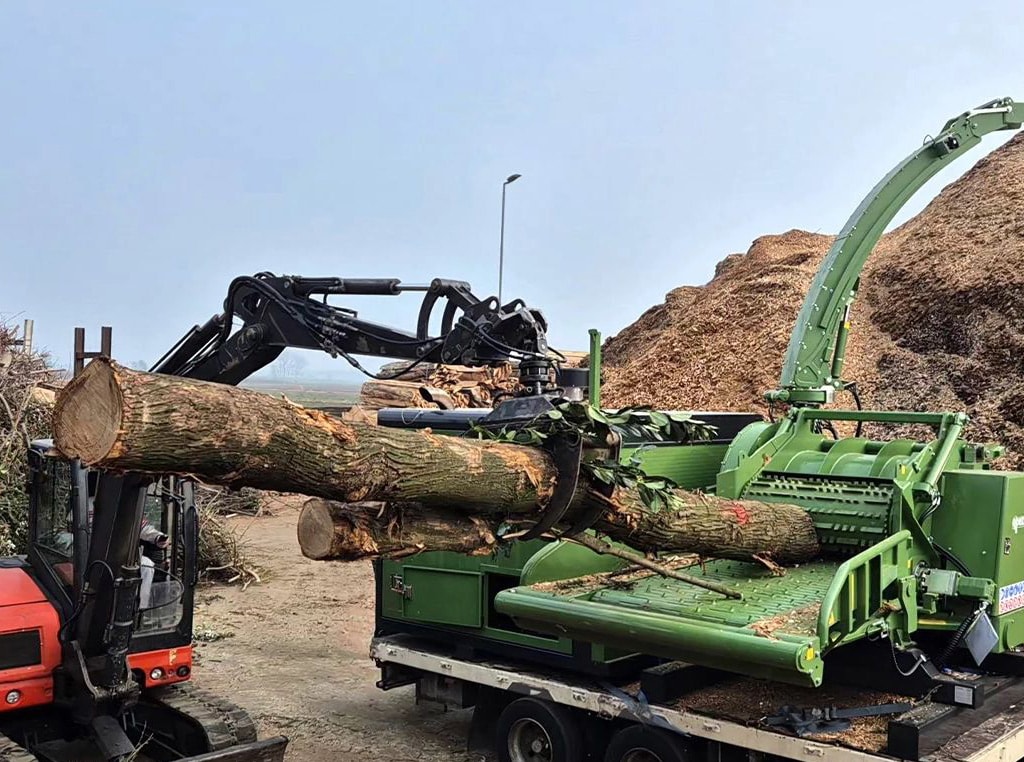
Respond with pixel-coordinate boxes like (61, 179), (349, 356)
(599, 132), (1024, 467)
(53, 360), (820, 566)
(359, 362), (519, 410)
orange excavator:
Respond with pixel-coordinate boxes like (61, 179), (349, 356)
(0, 273), (561, 761)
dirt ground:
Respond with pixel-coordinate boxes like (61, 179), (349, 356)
(192, 496), (492, 762)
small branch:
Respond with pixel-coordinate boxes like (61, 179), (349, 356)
(752, 553), (786, 576)
(560, 532), (743, 600)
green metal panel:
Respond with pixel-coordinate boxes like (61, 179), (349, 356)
(933, 470), (1024, 650)
(497, 558), (831, 686)
(401, 567), (483, 628)
(520, 541), (626, 586)
(933, 471), (1009, 582)
(380, 542), (577, 653)
(623, 442), (729, 490)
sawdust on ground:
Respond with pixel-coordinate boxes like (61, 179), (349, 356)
(601, 132), (1024, 468)
(678, 678), (907, 753)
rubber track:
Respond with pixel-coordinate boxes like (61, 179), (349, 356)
(0, 731), (38, 762)
(144, 684), (258, 749)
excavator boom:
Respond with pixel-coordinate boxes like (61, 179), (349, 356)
(772, 97), (1023, 405)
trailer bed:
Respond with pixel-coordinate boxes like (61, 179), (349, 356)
(371, 634), (1024, 761)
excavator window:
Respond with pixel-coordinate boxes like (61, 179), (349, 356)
(32, 458), (73, 558)
(30, 456), (75, 587)
(136, 479), (187, 634)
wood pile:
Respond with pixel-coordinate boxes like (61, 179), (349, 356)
(359, 362), (519, 410)
(600, 132), (1024, 468)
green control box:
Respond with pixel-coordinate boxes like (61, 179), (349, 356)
(933, 469), (1024, 648)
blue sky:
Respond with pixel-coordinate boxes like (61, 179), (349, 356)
(2, 3), (1021, 379)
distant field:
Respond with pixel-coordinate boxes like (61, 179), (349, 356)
(241, 378), (361, 408)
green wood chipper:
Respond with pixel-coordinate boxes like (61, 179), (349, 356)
(375, 98), (1024, 700)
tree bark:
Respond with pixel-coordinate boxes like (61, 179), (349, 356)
(54, 359), (820, 564)
(298, 499), (501, 560)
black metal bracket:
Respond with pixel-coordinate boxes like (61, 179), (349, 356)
(764, 702), (913, 737)
(562, 432), (620, 537)
(73, 326), (112, 378)
(520, 433), (583, 541)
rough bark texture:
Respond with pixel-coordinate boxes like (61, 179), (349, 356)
(359, 380), (435, 411)
(54, 359), (820, 564)
(298, 499), (500, 560)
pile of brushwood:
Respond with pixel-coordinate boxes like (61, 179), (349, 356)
(0, 323), (55, 555)
(193, 484), (263, 587)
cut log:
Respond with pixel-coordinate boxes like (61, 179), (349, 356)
(298, 499), (499, 560)
(359, 379), (436, 410)
(53, 359), (820, 564)
(361, 362), (520, 410)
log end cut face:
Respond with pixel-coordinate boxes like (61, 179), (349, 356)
(298, 499), (353, 560)
(53, 358), (124, 463)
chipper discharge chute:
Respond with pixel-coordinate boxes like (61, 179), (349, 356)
(496, 98), (1024, 688)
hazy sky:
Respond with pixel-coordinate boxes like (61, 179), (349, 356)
(2, 3), (1021, 379)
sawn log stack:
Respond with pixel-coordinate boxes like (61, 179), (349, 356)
(52, 359), (820, 565)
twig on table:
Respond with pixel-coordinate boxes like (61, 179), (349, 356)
(556, 531), (743, 599)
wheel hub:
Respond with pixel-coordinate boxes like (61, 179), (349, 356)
(508, 717), (553, 761)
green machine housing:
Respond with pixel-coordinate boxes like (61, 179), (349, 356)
(377, 98), (1024, 690)
(373, 408), (761, 673)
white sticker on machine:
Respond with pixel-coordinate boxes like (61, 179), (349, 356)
(998, 580), (1024, 614)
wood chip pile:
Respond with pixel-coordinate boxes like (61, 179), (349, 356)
(601, 132), (1024, 467)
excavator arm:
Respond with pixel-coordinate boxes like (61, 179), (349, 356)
(151, 273), (552, 390)
(770, 97), (1023, 406)
(62, 273), (561, 741)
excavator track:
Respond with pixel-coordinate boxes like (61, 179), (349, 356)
(128, 683), (258, 754)
(0, 732), (38, 762)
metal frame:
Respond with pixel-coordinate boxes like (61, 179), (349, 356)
(73, 326), (112, 378)
(371, 635), (1024, 762)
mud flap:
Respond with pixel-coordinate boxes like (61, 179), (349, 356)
(178, 736), (288, 762)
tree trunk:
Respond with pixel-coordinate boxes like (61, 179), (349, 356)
(298, 499), (501, 560)
(53, 359), (820, 564)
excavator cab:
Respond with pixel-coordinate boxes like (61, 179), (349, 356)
(0, 443), (288, 761)
(25, 440), (197, 663)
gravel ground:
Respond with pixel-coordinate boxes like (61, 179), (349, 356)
(192, 496), (493, 762)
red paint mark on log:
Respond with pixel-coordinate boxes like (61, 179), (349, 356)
(728, 503), (750, 526)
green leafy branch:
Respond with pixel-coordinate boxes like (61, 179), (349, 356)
(470, 402), (716, 511)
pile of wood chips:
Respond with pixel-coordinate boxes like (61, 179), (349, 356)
(676, 678), (904, 753)
(601, 132), (1024, 468)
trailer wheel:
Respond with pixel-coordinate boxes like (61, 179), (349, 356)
(603, 725), (689, 762)
(495, 696), (583, 762)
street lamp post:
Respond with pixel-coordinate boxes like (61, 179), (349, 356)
(498, 173), (521, 306)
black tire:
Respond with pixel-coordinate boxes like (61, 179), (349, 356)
(495, 697), (583, 762)
(603, 725), (689, 762)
